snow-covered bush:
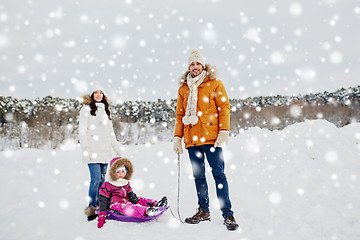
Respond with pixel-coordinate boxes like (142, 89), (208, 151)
(0, 86), (359, 150)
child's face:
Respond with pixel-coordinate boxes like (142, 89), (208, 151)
(115, 169), (126, 179)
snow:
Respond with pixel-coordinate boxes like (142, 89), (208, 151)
(1, 119), (359, 240)
(1, 0), (360, 100)
(1, 0), (359, 237)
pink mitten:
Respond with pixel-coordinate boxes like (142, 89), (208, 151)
(97, 212), (107, 228)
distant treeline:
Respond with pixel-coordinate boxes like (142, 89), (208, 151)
(0, 86), (359, 150)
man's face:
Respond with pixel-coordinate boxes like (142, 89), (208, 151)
(189, 62), (204, 77)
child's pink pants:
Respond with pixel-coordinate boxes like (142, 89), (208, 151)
(109, 197), (155, 218)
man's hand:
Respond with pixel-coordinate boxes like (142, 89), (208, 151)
(173, 137), (183, 154)
(214, 131), (229, 148)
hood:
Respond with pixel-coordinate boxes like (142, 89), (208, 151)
(109, 157), (134, 181)
(82, 95), (92, 105)
(82, 94), (109, 106)
(178, 64), (218, 86)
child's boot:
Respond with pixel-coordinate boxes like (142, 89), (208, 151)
(97, 212), (107, 228)
(146, 207), (162, 216)
(155, 196), (168, 207)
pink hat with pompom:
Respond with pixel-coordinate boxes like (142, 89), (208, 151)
(110, 157), (122, 167)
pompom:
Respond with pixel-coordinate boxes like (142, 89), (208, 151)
(191, 49), (200, 54)
(182, 116), (190, 125)
(189, 115), (199, 125)
(182, 115), (199, 125)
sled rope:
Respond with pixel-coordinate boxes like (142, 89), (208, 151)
(169, 153), (185, 223)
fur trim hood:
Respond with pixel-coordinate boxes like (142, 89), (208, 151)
(82, 95), (92, 105)
(109, 157), (134, 181)
(178, 64), (218, 86)
(82, 94), (109, 105)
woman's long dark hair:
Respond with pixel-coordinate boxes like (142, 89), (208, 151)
(89, 92), (111, 120)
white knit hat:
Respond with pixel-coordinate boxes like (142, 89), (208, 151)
(89, 81), (104, 95)
(188, 49), (205, 68)
(116, 165), (127, 176)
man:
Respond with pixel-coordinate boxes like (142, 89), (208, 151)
(173, 49), (239, 231)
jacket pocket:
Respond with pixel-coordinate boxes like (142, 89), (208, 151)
(199, 114), (219, 140)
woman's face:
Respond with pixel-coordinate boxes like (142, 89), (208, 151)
(93, 90), (104, 102)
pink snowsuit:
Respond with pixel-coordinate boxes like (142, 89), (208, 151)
(99, 181), (155, 218)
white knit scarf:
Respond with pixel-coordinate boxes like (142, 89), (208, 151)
(95, 102), (109, 125)
(107, 178), (129, 187)
(182, 70), (207, 125)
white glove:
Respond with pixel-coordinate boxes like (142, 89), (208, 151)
(173, 137), (183, 154)
(214, 131), (229, 148)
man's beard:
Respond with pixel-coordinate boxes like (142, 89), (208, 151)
(191, 69), (203, 77)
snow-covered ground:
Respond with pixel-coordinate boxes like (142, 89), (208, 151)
(1, 119), (359, 240)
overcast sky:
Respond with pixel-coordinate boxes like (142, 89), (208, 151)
(0, 0), (359, 103)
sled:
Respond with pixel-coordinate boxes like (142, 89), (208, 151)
(96, 206), (168, 223)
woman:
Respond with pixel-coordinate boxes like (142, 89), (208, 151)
(79, 87), (122, 221)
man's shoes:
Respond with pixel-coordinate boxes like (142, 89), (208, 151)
(185, 207), (210, 224)
(224, 216), (239, 231)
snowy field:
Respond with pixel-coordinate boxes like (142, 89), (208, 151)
(1, 119), (359, 240)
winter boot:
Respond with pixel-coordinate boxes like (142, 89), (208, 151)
(223, 216), (239, 231)
(146, 207), (162, 217)
(155, 196), (168, 207)
(84, 206), (98, 222)
(184, 207), (210, 224)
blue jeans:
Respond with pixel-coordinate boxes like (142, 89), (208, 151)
(187, 144), (234, 218)
(88, 163), (108, 207)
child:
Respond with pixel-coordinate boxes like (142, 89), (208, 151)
(97, 157), (167, 228)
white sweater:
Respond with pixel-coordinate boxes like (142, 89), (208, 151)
(78, 103), (121, 164)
